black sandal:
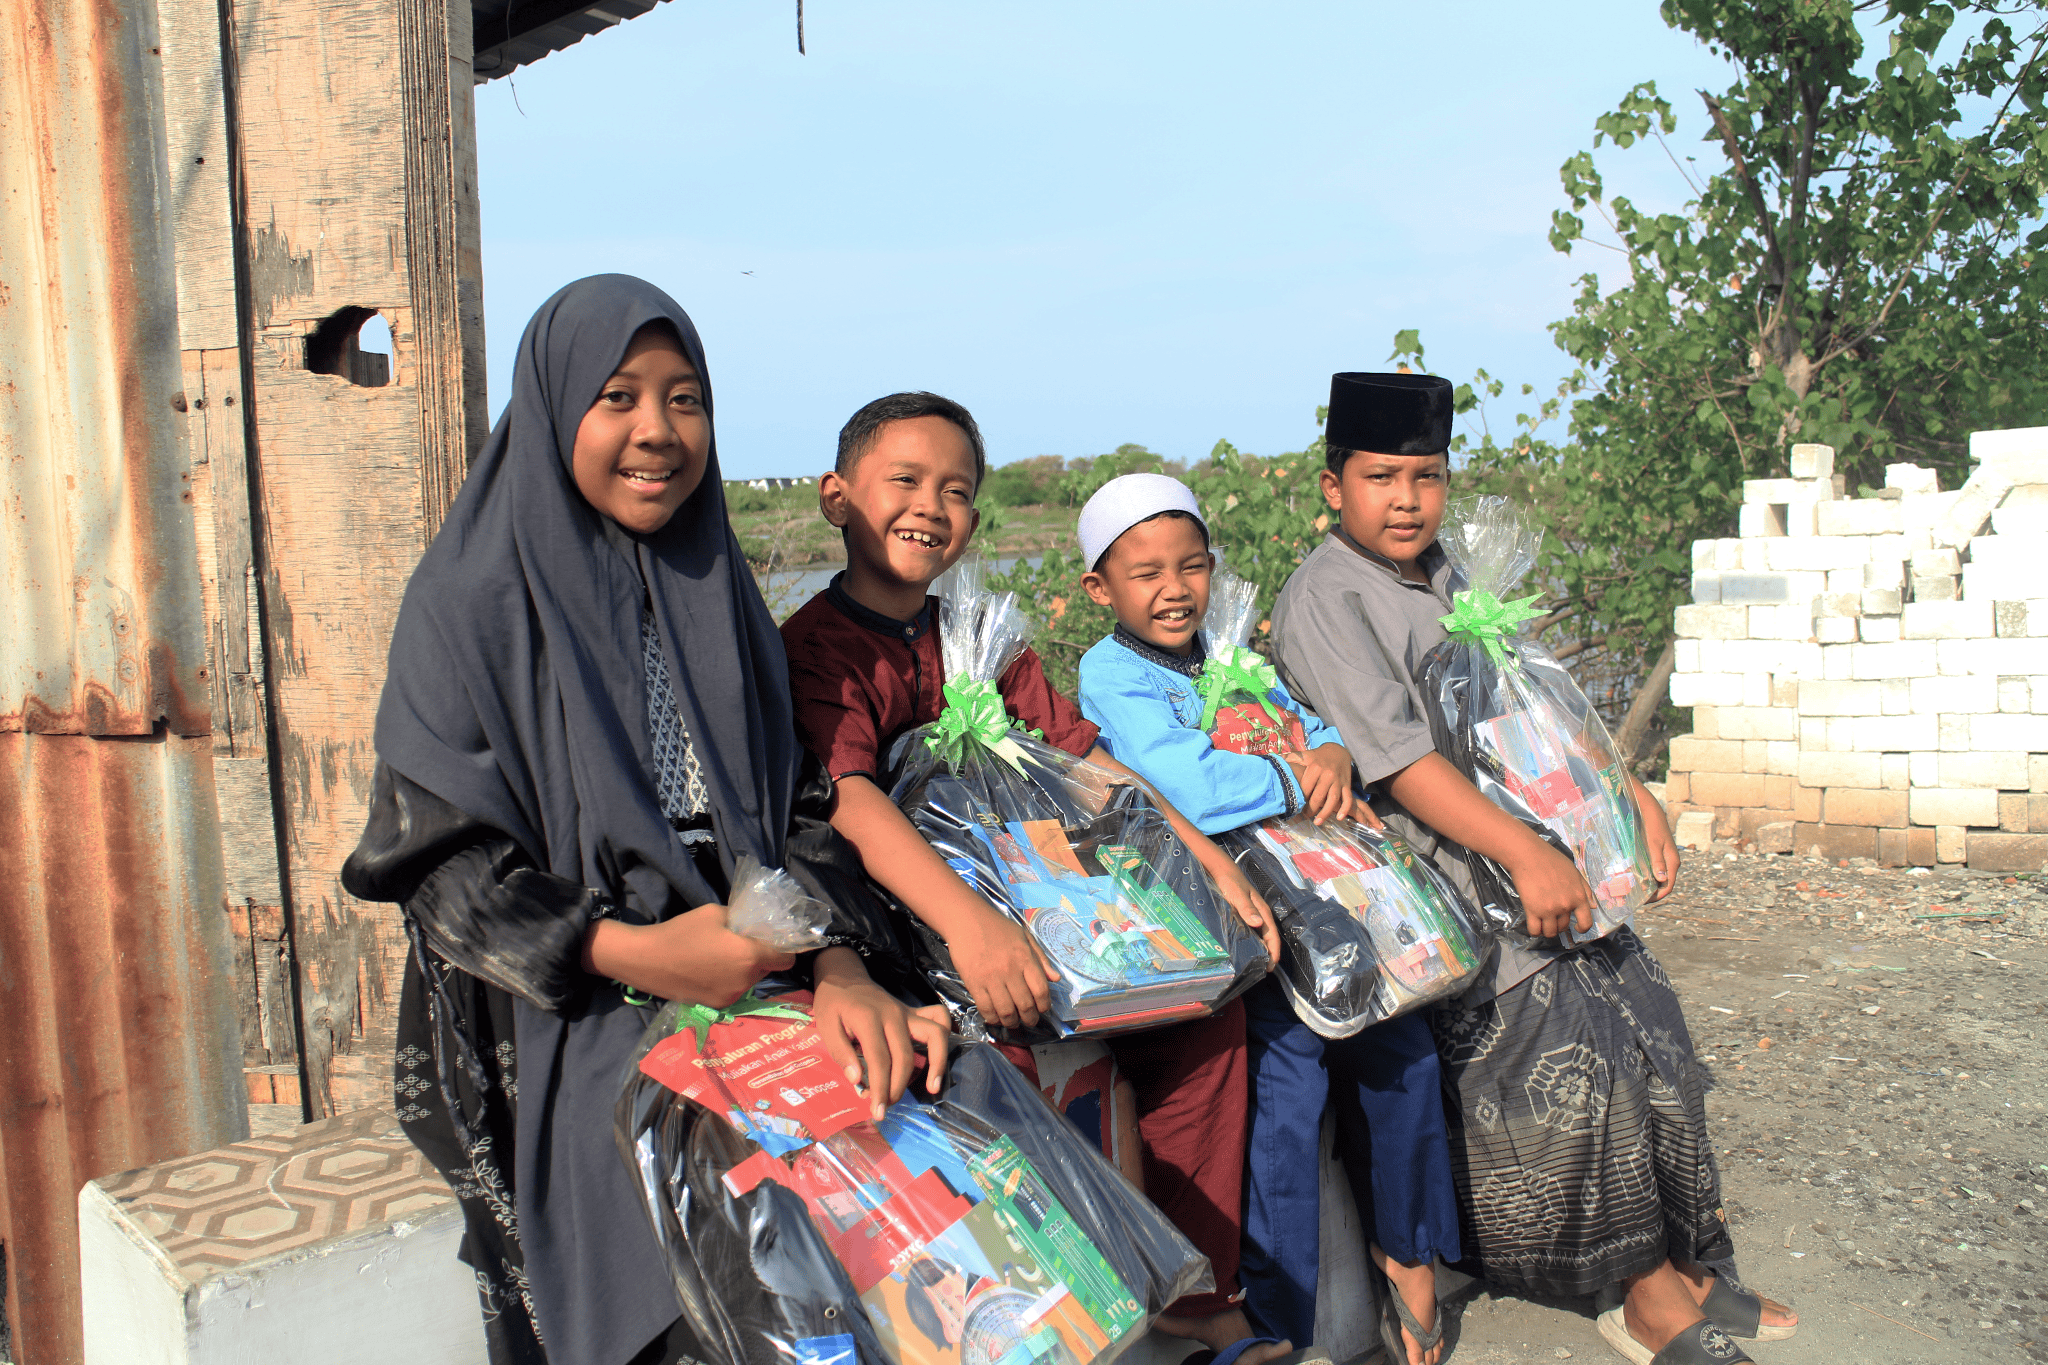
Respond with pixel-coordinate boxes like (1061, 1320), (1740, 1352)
(1701, 1275), (1796, 1341)
(1597, 1309), (1753, 1364)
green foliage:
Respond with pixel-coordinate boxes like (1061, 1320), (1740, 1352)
(981, 455), (1068, 508)
(1456, 0), (2048, 701)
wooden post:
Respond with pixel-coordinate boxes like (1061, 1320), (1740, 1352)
(158, 0), (306, 1113)
(206, 0), (487, 1116)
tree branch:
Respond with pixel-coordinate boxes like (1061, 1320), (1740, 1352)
(1615, 638), (1678, 766)
(1701, 92), (1787, 293)
(1552, 633), (1609, 663)
(1814, 25), (2048, 371)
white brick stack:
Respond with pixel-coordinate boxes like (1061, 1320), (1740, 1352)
(1665, 428), (2048, 870)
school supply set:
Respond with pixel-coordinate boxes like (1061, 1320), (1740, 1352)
(888, 559), (1267, 1039)
(1198, 571), (1490, 1036)
(616, 996), (1210, 1365)
(1417, 495), (1655, 947)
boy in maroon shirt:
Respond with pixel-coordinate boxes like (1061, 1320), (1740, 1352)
(782, 392), (1291, 1365)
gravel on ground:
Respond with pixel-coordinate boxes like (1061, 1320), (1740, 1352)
(1439, 843), (2048, 1364)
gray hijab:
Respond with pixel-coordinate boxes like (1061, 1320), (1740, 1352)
(374, 274), (798, 1362)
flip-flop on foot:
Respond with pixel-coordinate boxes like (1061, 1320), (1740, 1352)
(1366, 1258), (1442, 1365)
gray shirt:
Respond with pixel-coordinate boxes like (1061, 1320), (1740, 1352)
(1270, 530), (1560, 1000)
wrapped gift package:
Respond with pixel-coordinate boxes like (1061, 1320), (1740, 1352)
(887, 559), (1266, 1039)
(1198, 570), (1489, 1035)
(1416, 495), (1655, 947)
(616, 997), (1210, 1365)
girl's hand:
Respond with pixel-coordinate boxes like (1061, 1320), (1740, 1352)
(1192, 840), (1282, 965)
(1632, 778), (1681, 903)
(582, 904), (795, 1006)
(1502, 837), (1595, 939)
(811, 948), (953, 1118)
(947, 904), (1059, 1030)
(1284, 744), (1356, 824)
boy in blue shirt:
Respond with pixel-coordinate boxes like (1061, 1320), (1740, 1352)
(1075, 473), (1460, 1365)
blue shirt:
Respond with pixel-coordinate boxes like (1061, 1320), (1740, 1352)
(1079, 626), (1343, 836)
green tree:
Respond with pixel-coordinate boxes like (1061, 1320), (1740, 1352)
(982, 454), (1068, 507)
(1456, 0), (2048, 754)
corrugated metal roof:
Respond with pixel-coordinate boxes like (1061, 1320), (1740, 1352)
(470, 0), (672, 83)
(0, 1), (212, 739)
(0, 0), (247, 1360)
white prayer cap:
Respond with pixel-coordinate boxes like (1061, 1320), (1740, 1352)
(1078, 473), (1206, 571)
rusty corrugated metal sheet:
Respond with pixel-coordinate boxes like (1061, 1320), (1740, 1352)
(0, 2), (248, 1362)
(0, 0), (212, 739)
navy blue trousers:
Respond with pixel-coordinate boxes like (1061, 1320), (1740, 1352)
(1239, 978), (1462, 1347)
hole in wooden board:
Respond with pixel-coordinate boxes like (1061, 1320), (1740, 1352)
(304, 306), (392, 388)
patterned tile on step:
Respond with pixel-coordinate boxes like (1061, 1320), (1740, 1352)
(93, 1106), (454, 1275)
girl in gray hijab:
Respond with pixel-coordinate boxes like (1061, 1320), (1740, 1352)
(344, 275), (948, 1365)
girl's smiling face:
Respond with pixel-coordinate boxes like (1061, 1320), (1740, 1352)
(571, 323), (708, 533)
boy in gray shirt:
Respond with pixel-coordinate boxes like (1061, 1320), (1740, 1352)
(1271, 373), (1794, 1365)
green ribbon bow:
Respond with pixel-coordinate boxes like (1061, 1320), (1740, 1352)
(677, 992), (812, 1053)
(923, 675), (1035, 774)
(1198, 643), (1286, 732)
(1438, 589), (1545, 668)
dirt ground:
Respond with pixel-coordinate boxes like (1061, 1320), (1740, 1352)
(1438, 843), (2048, 1364)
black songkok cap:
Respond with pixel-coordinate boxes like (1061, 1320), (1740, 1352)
(1326, 372), (1454, 456)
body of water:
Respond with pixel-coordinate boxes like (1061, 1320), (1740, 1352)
(769, 555), (1044, 602)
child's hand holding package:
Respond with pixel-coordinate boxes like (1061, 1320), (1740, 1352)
(724, 856), (954, 1116)
(1284, 743), (1358, 825)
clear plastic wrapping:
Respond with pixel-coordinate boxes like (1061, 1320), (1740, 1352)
(616, 996), (1210, 1365)
(1417, 495), (1654, 948)
(726, 856), (834, 952)
(1195, 570), (1491, 1036)
(887, 559), (1267, 1039)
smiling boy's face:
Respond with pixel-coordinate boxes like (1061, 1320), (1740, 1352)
(1319, 449), (1448, 572)
(1081, 513), (1214, 657)
(819, 415), (981, 598)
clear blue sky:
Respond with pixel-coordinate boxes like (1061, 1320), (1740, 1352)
(473, 1), (1733, 480)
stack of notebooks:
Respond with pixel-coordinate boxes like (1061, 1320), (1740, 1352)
(947, 811), (1239, 1033)
(631, 1005), (1195, 1365)
(1474, 697), (1651, 931)
(1225, 814), (1486, 1033)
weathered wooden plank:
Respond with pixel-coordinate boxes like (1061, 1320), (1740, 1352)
(223, 902), (264, 1063)
(446, 0), (488, 464)
(226, 0), (485, 1117)
(401, 0), (488, 536)
(245, 338), (419, 1113)
(181, 340), (299, 1080)
(157, 0), (239, 348)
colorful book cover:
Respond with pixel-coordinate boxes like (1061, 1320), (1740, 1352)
(1252, 818), (1479, 994)
(963, 822), (1234, 1024)
(732, 1102), (1143, 1365)
(1474, 703), (1650, 919)
(639, 1001), (869, 1157)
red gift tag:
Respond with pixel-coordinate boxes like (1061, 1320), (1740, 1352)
(1210, 701), (1308, 757)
